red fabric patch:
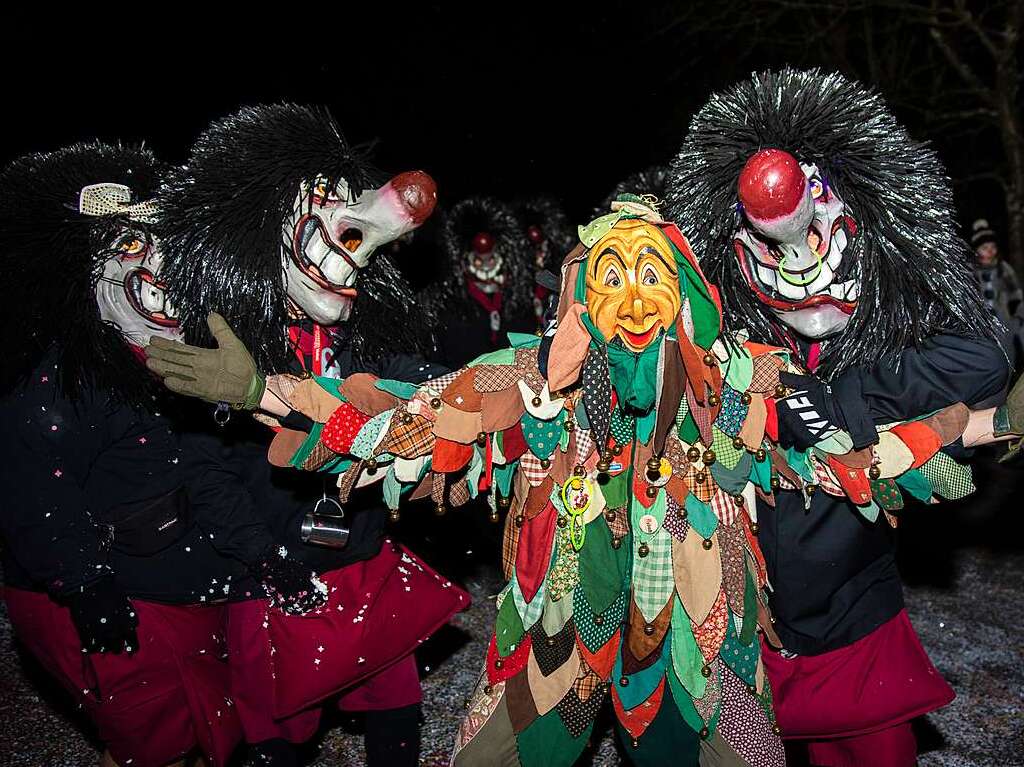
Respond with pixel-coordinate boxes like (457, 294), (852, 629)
(501, 422), (528, 462)
(432, 437), (474, 472)
(515, 501), (558, 603)
(826, 455), (873, 505)
(632, 472), (657, 509)
(487, 632), (534, 685)
(322, 402), (372, 454)
(578, 628), (621, 679)
(889, 422), (942, 469)
(612, 677), (667, 740)
(692, 589), (729, 663)
(764, 397), (779, 443)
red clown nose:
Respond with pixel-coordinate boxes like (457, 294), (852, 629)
(391, 170), (437, 225)
(738, 149), (807, 223)
(527, 225), (544, 244)
(472, 232), (495, 254)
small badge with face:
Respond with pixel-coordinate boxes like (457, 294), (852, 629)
(283, 170), (437, 325)
(585, 219), (682, 351)
(733, 148), (859, 339)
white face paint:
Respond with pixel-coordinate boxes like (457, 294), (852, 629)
(282, 172), (436, 325)
(466, 248), (505, 293)
(95, 228), (182, 348)
(733, 162), (859, 339)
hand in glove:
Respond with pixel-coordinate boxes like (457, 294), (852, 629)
(774, 371), (848, 451)
(995, 374), (1024, 462)
(256, 545), (328, 616)
(65, 577), (139, 654)
(146, 312), (265, 409)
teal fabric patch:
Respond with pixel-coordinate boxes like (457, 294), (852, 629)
(684, 494), (718, 539)
(507, 332), (542, 349)
(896, 468), (933, 502)
(374, 379), (419, 399)
(521, 412), (562, 461)
(382, 468), (403, 510)
(711, 453), (753, 496)
(469, 347), (517, 366)
(312, 373), (346, 400)
(613, 634), (670, 710)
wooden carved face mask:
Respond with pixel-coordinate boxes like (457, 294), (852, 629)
(585, 219), (681, 351)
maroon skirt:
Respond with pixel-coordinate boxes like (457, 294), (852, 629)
(4, 588), (241, 767)
(761, 609), (954, 740)
(226, 540), (470, 739)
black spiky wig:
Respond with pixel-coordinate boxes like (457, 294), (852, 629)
(435, 196), (534, 319)
(514, 196), (575, 269)
(665, 68), (998, 379)
(600, 165), (670, 214)
(160, 103), (434, 373)
(0, 142), (166, 406)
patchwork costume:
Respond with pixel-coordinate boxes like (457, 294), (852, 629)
(667, 69), (1009, 766)
(236, 202), (985, 767)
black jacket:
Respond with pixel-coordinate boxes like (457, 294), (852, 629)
(0, 351), (263, 603)
(760, 334), (1010, 655)
(434, 298), (536, 370)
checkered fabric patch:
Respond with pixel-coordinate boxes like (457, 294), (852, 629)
(575, 428), (595, 465)
(381, 412), (435, 458)
(682, 464), (716, 503)
(503, 511), (521, 580)
(473, 364), (521, 393)
(515, 347), (546, 393)
(710, 490), (740, 526)
(520, 452), (551, 486)
(301, 440), (337, 471)
(337, 460), (364, 504)
(917, 451), (975, 500)
(632, 529), (676, 624)
(422, 370), (460, 396)
(748, 355), (784, 394)
(711, 427), (744, 470)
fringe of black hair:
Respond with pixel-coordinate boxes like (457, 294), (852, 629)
(665, 68), (997, 379)
(159, 103), (431, 371)
(514, 196), (576, 271)
(599, 165), (670, 215)
(0, 142), (166, 407)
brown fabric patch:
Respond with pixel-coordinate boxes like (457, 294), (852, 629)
(268, 428), (308, 468)
(338, 373), (400, 416)
(831, 446), (875, 469)
(301, 439), (338, 472)
(573, 665), (603, 702)
(604, 506), (630, 540)
(527, 646), (580, 716)
(547, 303), (590, 391)
(434, 406), (485, 445)
(655, 345), (688, 455)
(409, 472), (433, 500)
(337, 460), (364, 504)
(555, 250), (585, 324)
(749, 355), (784, 394)
(921, 402), (971, 446)
(481, 388), (525, 433)
(673, 532), (723, 624)
(442, 369), (484, 411)
(474, 365), (520, 393)
(664, 436), (692, 476)
(626, 596), (673, 663)
(515, 347), (545, 393)
(382, 412), (435, 458)
(505, 670), (539, 734)
(449, 477), (472, 507)
(738, 393), (767, 450)
(549, 434), (574, 486)
(621, 620), (667, 676)
(682, 463), (716, 503)
(524, 475), (555, 520)
(502, 504), (522, 580)
(431, 471), (446, 504)
(718, 522), (747, 618)
(288, 377), (344, 422)
(666, 475), (690, 506)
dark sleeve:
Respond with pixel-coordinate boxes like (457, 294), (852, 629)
(375, 353), (449, 384)
(180, 428), (278, 567)
(833, 334), (1011, 433)
(0, 382), (112, 596)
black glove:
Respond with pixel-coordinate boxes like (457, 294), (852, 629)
(65, 577), (139, 654)
(775, 371), (850, 451)
(256, 545), (328, 616)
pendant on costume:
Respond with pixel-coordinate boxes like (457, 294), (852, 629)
(560, 474), (592, 552)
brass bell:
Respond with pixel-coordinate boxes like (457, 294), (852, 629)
(540, 458), (551, 470)
(388, 509), (400, 523)
(677, 508), (688, 520)
(430, 397), (442, 409)
(869, 465), (881, 480)
(611, 538), (621, 550)
(434, 503), (446, 516)
(596, 460), (611, 473)
(708, 393), (721, 407)
(484, 684), (493, 695)
(631, 737), (640, 749)
(638, 543), (650, 558)
(645, 486), (657, 499)
(747, 684), (757, 694)
(696, 471), (707, 484)
(498, 495), (511, 508)
(687, 446), (701, 462)
(605, 510), (617, 523)
(557, 516), (568, 528)
(646, 468), (661, 482)
(702, 449), (716, 465)
(494, 659), (504, 670)
(770, 476), (781, 490)
(476, 431), (488, 446)
(564, 419), (575, 432)
(489, 509), (500, 523)
(732, 436), (745, 450)
(619, 676), (630, 687)
(573, 464), (587, 477)
(774, 384), (787, 398)
(699, 727), (710, 740)
(515, 514), (525, 527)
(703, 353), (715, 366)
(702, 538), (713, 550)
(772, 724), (782, 736)
(612, 444), (623, 456)
(755, 448), (767, 462)
(741, 392), (752, 405)
(531, 396), (542, 407)
(594, 614), (605, 625)
(734, 494), (745, 507)
(647, 455), (661, 471)
(401, 412), (413, 424)
(750, 522), (760, 534)
(644, 624), (655, 636)
(806, 484), (818, 496)
(700, 664), (712, 678)
(365, 458), (378, 474)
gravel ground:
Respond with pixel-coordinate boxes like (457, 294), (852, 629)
(2, 476), (1021, 766)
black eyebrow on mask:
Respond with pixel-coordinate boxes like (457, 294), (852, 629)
(593, 247), (627, 273)
(640, 246), (677, 275)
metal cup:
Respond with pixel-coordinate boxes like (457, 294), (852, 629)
(300, 497), (350, 549)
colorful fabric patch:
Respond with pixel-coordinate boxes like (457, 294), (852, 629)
(321, 402), (372, 454)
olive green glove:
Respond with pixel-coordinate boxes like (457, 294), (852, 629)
(145, 312), (265, 409)
(995, 374), (1024, 464)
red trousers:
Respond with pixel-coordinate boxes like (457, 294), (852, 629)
(4, 588), (241, 767)
(762, 609), (954, 767)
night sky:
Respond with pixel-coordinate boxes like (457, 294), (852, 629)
(1, 7), (1006, 241)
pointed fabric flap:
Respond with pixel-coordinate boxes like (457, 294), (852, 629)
(556, 681), (607, 739)
(665, 664), (708, 737)
(831, 446), (875, 469)
(920, 402), (970, 446)
(614, 640), (670, 711)
(268, 428), (308, 468)
(870, 478), (905, 511)
(381, 412), (435, 458)
(501, 423), (529, 462)
(655, 344), (688, 456)
(473, 364), (521, 393)
(441, 368), (484, 411)
(917, 451), (975, 500)
(718, 523), (747, 619)
(889, 421), (943, 469)
(710, 453), (753, 497)
(825, 455), (873, 506)
(578, 513), (629, 615)
(627, 596), (674, 663)
(875, 431), (915, 478)
(433, 436), (475, 472)
(673, 532), (723, 624)
(576, 626), (620, 681)
(516, 502), (558, 604)
(580, 346), (612, 448)
(338, 372), (399, 415)
(715, 666), (785, 767)
(670, 595), (707, 699)
(632, 530), (675, 624)
(489, 625), (533, 684)
(527, 646), (581, 716)
(516, 703), (591, 767)
(573, 587), (627, 654)
(374, 378), (419, 400)
(691, 588), (729, 664)
(505, 670), (539, 734)
(288, 376), (346, 422)
(482, 387), (526, 433)
(529, 618), (578, 677)
(895, 469), (934, 502)
(686, 381), (715, 448)
(737, 393), (767, 450)
(496, 590), (526, 658)
(548, 303), (591, 391)
(469, 347), (517, 367)
(521, 412), (561, 460)
(434, 405), (485, 444)
(322, 402), (373, 454)
(451, 686), (522, 767)
(685, 494), (719, 539)
(541, 591), (575, 639)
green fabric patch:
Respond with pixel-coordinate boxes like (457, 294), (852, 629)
(711, 453), (753, 496)
(896, 468), (933, 503)
(666, 662), (707, 736)
(374, 379), (419, 399)
(521, 412), (562, 461)
(496, 586), (526, 657)
(670, 595), (707, 699)
(721, 611), (758, 687)
(469, 347), (517, 366)
(614, 637), (670, 710)
(290, 422), (326, 468)
(579, 514), (629, 615)
(711, 427), (744, 470)
(636, 407), (657, 445)
(606, 340), (661, 412)
(609, 407), (637, 446)
(620, 681), (701, 766)
(573, 588), (627, 652)
(859, 499), (881, 523)
(918, 451), (976, 500)
(740, 563), (758, 646)
(723, 348), (753, 392)
(684, 495), (718, 539)
(749, 450), (773, 494)
(466, 447), (485, 499)
(678, 413), (700, 445)
(600, 472), (630, 509)
(312, 373), (346, 401)
(516, 705), (591, 767)
(871, 478), (905, 511)
(507, 332), (542, 349)
(494, 462), (518, 498)
(382, 468), (403, 510)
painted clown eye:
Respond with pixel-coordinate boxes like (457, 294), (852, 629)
(641, 265), (660, 286)
(312, 176), (343, 204)
(116, 234), (147, 256)
(604, 267), (622, 289)
(809, 176), (825, 200)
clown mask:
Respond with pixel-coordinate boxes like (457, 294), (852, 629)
(283, 171), (436, 325)
(85, 184), (182, 348)
(585, 219), (681, 351)
(733, 148), (859, 339)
